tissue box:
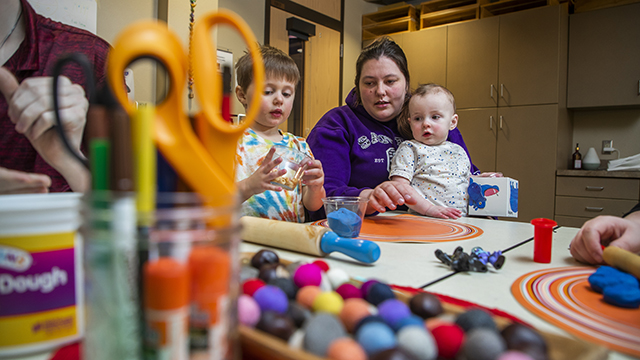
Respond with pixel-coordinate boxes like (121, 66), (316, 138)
(468, 176), (518, 217)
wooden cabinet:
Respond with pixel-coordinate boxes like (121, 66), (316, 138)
(555, 171), (640, 227)
(567, 2), (640, 108)
(447, 5), (565, 109)
(403, 26), (447, 89)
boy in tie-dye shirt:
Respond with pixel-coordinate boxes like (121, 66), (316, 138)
(234, 46), (325, 222)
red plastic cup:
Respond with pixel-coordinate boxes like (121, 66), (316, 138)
(531, 218), (557, 263)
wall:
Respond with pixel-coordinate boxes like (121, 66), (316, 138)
(343, 0), (379, 104)
(572, 109), (640, 167)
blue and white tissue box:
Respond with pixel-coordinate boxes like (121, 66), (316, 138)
(467, 176), (519, 218)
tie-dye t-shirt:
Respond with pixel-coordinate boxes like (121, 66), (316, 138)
(389, 140), (471, 215)
(235, 128), (313, 222)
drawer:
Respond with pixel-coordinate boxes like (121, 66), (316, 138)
(556, 177), (639, 200)
(555, 196), (638, 218)
(554, 215), (588, 229)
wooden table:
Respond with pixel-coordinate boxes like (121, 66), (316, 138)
(240, 215), (636, 360)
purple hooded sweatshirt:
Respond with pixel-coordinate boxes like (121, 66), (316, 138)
(307, 88), (479, 201)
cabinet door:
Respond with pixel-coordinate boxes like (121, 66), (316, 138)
(457, 108), (498, 173)
(404, 27), (447, 90)
(447, 16), (499, 109)
(499, 5), (562, 106)
(497, 105), (557, 221)
(567, 2), (640, 108)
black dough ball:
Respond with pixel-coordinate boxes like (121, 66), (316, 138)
(251, 249), (279, 269)
(287, 301), (312, 328)
(501, 323), (548, 360)
(370, 347), (420, 360)
(258, 263), (289, 283)
(269, 277), (299, 300)
(409, 292), (443, 319)
(256, 310), (295, 341)
(455, 308), (498, 333)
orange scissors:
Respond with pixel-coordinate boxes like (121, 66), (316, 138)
(106, 10), (264, 210)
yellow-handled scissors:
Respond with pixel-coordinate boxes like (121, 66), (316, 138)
(106, 10), (264, 209)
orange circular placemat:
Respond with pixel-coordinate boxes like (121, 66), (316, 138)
(512, 267), (640, 358)
(311, 214), (483, 242)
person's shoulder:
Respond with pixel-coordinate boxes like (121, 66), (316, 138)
(36, 14), (110, 51)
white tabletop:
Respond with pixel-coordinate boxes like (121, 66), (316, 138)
(240, 215), (637, 360)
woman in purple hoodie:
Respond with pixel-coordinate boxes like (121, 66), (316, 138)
(307, 36), (492, 215)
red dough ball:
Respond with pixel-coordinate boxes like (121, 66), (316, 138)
(242, 278), (265, 296)
(293, 263), (323, 288)
(336, 283), (362, 300)
(313, 260), (330, 272)
(431, 323), (465, 359)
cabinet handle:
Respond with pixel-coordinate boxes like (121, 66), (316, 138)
(491, 84), (496, 101)
(585, 206), (604, 212)
(489, 116), (493, 130)
(638, 80), (639, 96)
(500, 84), (504, 98)
(499, 116), (503, 130)
(585, 186), (604, 191)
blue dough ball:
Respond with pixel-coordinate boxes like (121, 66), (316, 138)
(366, 282), (396, 306)
(393, 315), (425, 332)
(588, 266), (639, 293)
(377, 299), (412, 330)
(353, 315), (386, 334)
(253, 285), (289, 314)
(603, 284), (640, 309)
(327, 208), (362, 238)
(455, 308), (498, 333)
(356, 321), (397, 357)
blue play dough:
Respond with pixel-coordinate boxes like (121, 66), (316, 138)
(327, 208), (362, 238)
(588, 266), (640, 309)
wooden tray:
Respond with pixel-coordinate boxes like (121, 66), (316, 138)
(238, 252), (609, 360)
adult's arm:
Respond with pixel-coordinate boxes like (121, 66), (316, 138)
(448, 128), (480, 175)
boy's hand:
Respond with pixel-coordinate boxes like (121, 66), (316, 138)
(301, 158), (324, 189)
(238, 147), (287, 201)
(425, 206), (462, 219)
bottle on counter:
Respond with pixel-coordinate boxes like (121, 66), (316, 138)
(572, 143), (582, 170)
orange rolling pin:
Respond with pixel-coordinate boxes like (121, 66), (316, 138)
(603, 246), (640, 279)
(239, 216), (380, 263)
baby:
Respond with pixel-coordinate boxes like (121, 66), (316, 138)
(388, 83), (471, 219)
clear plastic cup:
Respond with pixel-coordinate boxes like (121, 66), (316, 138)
(322, 196), (369, 238)
(270, 145), (310, 191)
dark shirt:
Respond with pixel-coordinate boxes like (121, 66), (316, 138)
(0, 0), (110, 192)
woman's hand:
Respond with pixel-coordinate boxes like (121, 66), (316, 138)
(570, 215), (640, 264)
(237, 147), (286, 202)
(0, 167), (51, 194)
(0, 67), (90, 192)
(367, 179), (418, 214)
(475, 172), (503, 178)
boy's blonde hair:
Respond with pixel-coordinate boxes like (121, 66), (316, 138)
(398, 83), (457, 140)
(235, 45), (300, 92)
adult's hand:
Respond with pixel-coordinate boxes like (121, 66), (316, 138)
(570, 215), (640, 264)
(0, 67), (89, 192)
(0, 167), (51, 194)
(475, 172), (503, 178)
(366, 180), (418, 214)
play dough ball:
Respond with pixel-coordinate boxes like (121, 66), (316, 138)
(356, 321), (397, 356)
(313, 259), (330, 272)
(603, 284), (640, 308)
(242, 278), (265, 296)
(361, 279), (380, 297)
(296, 285), (322, 309)
(397, 326), (438, 360)
(497, 351), (536, 360)
(327, 338), (367, 360)
(256, 310), (295, 341)
(336, 283), (363, 299)
(500, 323), (548, 356)
(304, 313), (348, 357)
(253, 285), (288, 314)
(394, 315), (425, 332)
(366, 282), (396, 306)
(377, 298), (411, 330)
(250, 249), (279, 269)
(327, 268), (351, 289)
(431, 323), (465, 359)
(460, 328), (507, 360)
(327, 208), (363, 238)
(588, 265), (639, 293)
(455, 308), (498, 332)
(268, 277), (298, 300)
(238, 294), (261, 327)
(409, 292), (444, 319)
(294, 263), (323, 288)
(340, 298), (373, 332)
(240, 265), (259, 283)
(312, 291), (345, 315)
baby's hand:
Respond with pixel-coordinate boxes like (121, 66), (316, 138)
(426, 206), (462, 219)
(301, 158), (324, 189)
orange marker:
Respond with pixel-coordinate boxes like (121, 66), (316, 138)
(188, 245), (231, 358)
(144, 257), (190, 360)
